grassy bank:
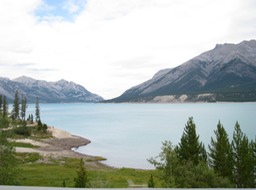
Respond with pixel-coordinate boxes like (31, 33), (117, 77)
(2, 117), (159, 188)
(17, 153), (158, 188)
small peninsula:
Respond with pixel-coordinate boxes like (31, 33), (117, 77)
(15, 125), (107, 169)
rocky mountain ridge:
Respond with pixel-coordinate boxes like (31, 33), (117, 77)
(0, 76), (104, 103)
(108, 40), (256, 102)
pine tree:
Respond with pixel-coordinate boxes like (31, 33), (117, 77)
(30, 114), (34, 123)
(208, 121), (233, 181)
(252, 139), (256, 187)
(176, 117), (207, 165)
(248, 140), (256, 187)
(27, 114), (33, 124)
(20, 95), (27, 121)
(74, 159), (90, 187)
(0, 96), (9, 129)
(12, 90), (20, 120)
(232, 122), (255, 187)
(35, 97), (40, 122)
(3, 96), (8, 118)
(0, 95), (2, 112)
(148, 174), (155, 188)
(148, 140), (232, 188)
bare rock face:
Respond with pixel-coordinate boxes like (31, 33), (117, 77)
(108, 40), (256, 102)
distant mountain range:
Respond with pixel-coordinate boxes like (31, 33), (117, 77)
(107, 40), (256, 102)
(0, 76), (104, 103)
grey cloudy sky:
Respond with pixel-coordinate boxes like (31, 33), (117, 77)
(0, 0), (256, 99)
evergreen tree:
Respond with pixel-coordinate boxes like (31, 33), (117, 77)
(252, 138), (256, 187)
(12, 90), (20, 120)
(74, 159), (90, 188)
(148, 174), (155, 188)
(232, 122), (255, 187)
(0, 95), (2, 111)
(248, 140), (256, 187)
(20, 95), (27, 121)
(62, 179), (66, 187)
(3, 96), (8, 118)
(35, 97), (40, 122)
(148, 140), (232, 188)
(176, 117), (207, 165)
(30, 114), (34, 123)
(27, 114), (33, 124)
(0, 106), (9, 129)
(208, 121), (233, 181)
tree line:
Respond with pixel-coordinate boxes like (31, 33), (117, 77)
(8, 90), (40, 122)
(148, 117), (256, 188)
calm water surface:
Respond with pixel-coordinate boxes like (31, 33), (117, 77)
(28, 103), (256, 169)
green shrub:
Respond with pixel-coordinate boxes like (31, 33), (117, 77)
(13, 126), (31, 137)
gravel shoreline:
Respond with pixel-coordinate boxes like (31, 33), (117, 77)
(15, 126), (108, 169)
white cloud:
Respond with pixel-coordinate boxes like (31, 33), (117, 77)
(0, 0), (255, 99)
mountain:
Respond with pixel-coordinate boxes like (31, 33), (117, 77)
(0, 76), (104, 103)
(108, 40), (256, 102)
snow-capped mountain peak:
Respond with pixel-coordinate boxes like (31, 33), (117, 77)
(0, 76), (104, 103)
(14, 76), (37, 85)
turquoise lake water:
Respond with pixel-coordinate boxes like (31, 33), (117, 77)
(27, 103), (256, 169)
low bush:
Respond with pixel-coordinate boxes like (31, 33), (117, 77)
(13, 126), (31, 137)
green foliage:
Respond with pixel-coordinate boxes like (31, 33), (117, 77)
(0, 93), (47, 186)
(37, 119), (48, 133)
(27, 114), (34, 124)
(35, 97), (40, 121)
(2, 95), (8, 118)
(148, 140), (233, 188)
(189, 161), (232, 188)
(62, 179), (66, 187)
(13, 125), (31, 137)
(74, 159), (90, 187)
(0, 116), (9, 128)
(18, 156), (154, 188)
(0, 95), (2, 110)
(148, 141), (177, 187)
(0, 133), (19, 185)
(176, 117), (207, 165)
(208, 121), (233, 180)
(16, 153), (42, 163)
(148, 174), (155, 188)
(20, 95), (27, 121)
(148, 118), (242, 188)
(232, 122), (255, 187)
(252, 138), (256, 187)
(12, 142), (39, 148)
(12, 90), (20, 120)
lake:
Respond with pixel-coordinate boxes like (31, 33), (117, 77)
(27, 103), (256, 169)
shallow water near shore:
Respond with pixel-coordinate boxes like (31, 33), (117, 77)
(27, 103), (256, 169)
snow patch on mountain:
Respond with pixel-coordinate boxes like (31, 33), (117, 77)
(0, 76), (104, 103)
